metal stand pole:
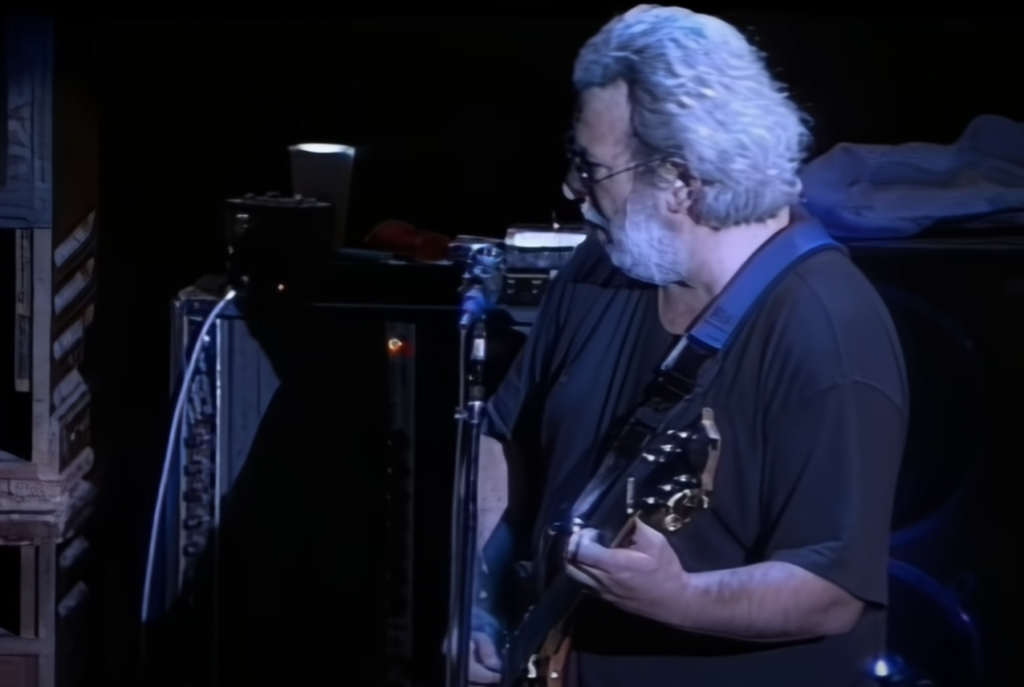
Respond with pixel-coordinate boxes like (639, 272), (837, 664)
(446, 240), (503, 687)
(447, 316), (488, 687)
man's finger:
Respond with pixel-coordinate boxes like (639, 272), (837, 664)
(468, 638), (499, 683)
(468, 659), (500, 684)
(472, 632), (502, 671)
(565, 560), (609, 591)
(574, 534), (654, 572)
(568, 528), (610, 566)
(565, 561), (592, 587)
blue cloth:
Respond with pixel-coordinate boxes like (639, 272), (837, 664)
(800, 114), (1024, 238)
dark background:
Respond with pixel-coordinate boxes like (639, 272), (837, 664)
(84, 10), (1024, 686)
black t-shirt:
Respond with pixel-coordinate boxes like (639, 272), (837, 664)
(484, 230), (908, 687)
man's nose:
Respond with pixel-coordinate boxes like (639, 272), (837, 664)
(562, 181), (584, 203)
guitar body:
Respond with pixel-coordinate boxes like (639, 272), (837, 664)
(522, 625), (572, 687)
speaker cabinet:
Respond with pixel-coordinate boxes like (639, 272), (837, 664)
(849, 234), (1024, 687)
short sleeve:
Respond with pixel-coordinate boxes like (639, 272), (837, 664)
(483, 233), (616, 443)
(482, 271), (568, 444)
(763, 380), (907, 606)
(483, 314), (555, 443)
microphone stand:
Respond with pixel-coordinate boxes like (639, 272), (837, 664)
(447, 242), (503, 687)
(447, 315), (487, 687)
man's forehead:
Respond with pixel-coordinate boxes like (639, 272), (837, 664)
(574, 82), (633, 159)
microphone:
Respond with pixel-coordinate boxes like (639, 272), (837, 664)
(459, 283), (491, 329)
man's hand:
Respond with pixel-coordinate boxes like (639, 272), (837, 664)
(564, 519), (688, 625)
(565, 519), (865, 641)
(441, 613), (503, 685)
(466, 632), (502, 684)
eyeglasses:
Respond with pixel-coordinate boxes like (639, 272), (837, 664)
(563, 133), (661, 200)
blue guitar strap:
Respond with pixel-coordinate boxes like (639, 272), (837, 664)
(654, 218), (842, 400)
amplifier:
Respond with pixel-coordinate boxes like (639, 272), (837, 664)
(497, 224), (586, 325)
(153, 255), (528, 687)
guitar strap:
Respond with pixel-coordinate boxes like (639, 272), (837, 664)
(661, 217), (844, 398)
(558, 218), (843, 551)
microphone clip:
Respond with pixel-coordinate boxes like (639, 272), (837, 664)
(457, 243), (505, 329)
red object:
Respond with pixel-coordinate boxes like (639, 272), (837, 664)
(365, 219), (450, 262)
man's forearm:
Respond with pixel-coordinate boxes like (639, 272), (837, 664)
(476, 435), (508, 559)
(641, 561), (863, 642)
(473, 436), (510, 622)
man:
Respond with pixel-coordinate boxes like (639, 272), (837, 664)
(465, 6), (907, 686)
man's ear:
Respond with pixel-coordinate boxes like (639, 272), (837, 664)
(665, 173), (697, 216)
(649, 159), (692, 212)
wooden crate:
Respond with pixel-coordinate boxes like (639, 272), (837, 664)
(0, 517), (57, 687)
(1, 14), (98, 687)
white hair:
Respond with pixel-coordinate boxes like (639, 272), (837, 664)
(573, 5), (811, 228)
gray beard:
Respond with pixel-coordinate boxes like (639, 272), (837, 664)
(605, 198), (689, 285)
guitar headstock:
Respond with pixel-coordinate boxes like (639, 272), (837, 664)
(626, 408), (721, 532)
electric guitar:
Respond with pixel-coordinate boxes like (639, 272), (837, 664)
(500, 407), (721, 687)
